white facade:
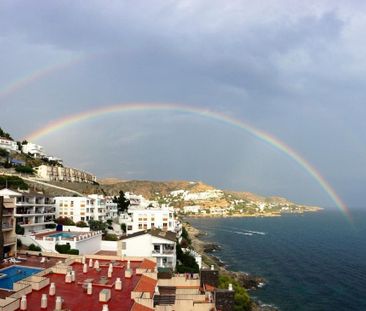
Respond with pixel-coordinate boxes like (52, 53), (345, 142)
(35, 165), (96, 183)
(183, 205), (201, 214)
(106, 198), (118, 219)
(0, 137), (18, 152)
(21, 143), (45, 158)
(55, 195), (107, 223)
(124, 205), (176, 235)
(15, 190), (56, 234)
(0, 188), (19, 257)
(120, 230), (176, 269)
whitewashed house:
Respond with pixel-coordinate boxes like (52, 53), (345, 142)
(21, 142), (45, 158)
(120, 229), (176, 269)
(124, 205), (176, 235)
(0, 137), (18, 152)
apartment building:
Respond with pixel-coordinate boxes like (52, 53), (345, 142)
(55, 195), (107, 223)
(120, 229), (177, 269)
(35, 165), (96, 183)
(0, 137), (18, 152)
(21, 142), (45, 158)
(124, 205), (176, 235)
(105, 197), (118, 219)
(15, 190), (56, 234)
(0, 188), (18, 257)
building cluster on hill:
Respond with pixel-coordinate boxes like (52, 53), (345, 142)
(0, 187), (230, 311)
(0, 187), (186, 271)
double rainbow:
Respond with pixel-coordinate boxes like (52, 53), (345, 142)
(25, 102), (350, 219)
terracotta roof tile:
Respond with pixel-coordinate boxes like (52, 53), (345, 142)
(130, 303), (154, 311)
(138, 259), (156, 270)
(133, 275), (157, 295)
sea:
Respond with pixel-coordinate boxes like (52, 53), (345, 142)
(188, 210), (366, 311)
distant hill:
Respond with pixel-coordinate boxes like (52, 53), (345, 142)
(100, 180), (215, 198)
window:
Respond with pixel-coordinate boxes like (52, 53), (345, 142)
(163, 223), (167, 228)
(122, 242), (126, 250)
(151, 223), (155, 228)
(127, 226), (132, 231)
(138, 224), (142, 229)
(143, 224), (147, 229)
(81, 217), (85, 221)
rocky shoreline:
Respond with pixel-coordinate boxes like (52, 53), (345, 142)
(184, 222), (278, 311)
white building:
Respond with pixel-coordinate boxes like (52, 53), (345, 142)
(0, 188), (18, 257)
(55, 195), (107, 223)
(35, 165), (97, 183)
(21, 143), (45, 158)
(106, 197), (118, 219)
(120, 229), (176, 269)
(124, 205), (176, 235)
(183, 205), (201, 214)
(15, 190), (56, 234)
(0, 137), (18, 152)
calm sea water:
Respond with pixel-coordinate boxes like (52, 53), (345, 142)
(188, 210), (366, 311)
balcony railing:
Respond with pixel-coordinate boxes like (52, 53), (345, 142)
(4, 238), (16, 245)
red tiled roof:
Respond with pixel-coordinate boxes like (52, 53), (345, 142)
(138, 259), (156, 270)
(133, 275), (157, 295)
(130, 303), (154, 311)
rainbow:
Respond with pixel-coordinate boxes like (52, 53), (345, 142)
(25, 102), (350, 218)
(0, 54), (88, 100)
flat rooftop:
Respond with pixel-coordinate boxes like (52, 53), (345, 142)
(0, 255), (153, 311)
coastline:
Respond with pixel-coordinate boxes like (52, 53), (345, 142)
(184, 221), (278, 311)
(185, 207), (323, 219)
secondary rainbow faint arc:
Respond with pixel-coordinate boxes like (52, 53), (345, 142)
(25, 102), (350, 218)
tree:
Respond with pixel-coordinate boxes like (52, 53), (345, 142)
(88, 220), (107, 232)
(120, 223), (126, 233)
(113, 191), (130, 214)
(55, 217), (75, 226)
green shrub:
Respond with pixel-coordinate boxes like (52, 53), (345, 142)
(76, 221), (88, 227)
(0, 176), (28, 190)
(120, 223), (126, 233)
(0, 148), (9, 157)
(28, 244), (41, 252)
(15, 165), (34, 174)
(45, 223), (56, 229)
(103, 233), (118, 241)
(219, 275), (251, 311)
(55, 243), (79, 255)
(16, 223), (25, 235)
(68, 249), (79, 255)
(17, 239), (22, 247)
(55, 217), (75, 226)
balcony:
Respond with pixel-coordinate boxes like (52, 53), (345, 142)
(4, 237), (16, 246)
(2, 223), (13, 231)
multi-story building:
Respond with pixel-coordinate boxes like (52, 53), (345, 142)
(120, 229), (177, 269)
(124, 205), (176, 235)
(106, 197), (118, 219)
(55, 195), (107, 223)
(0, 188), (18, 257)
(0, 137), (18, 152)
(21, 142), (45, 158)
(35, 165), (96, 183)
(14, 190), (56, 234)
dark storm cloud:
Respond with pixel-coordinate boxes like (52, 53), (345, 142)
(1, 1), (366, 207)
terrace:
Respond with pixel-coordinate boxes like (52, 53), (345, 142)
(0, 253), (155, 311)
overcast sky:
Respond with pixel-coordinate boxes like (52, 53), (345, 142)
(1, 0), (366, 209)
